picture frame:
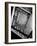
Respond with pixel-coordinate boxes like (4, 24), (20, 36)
(5, 2), (36, 44)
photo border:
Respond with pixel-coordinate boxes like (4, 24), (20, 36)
(5, 2), (36, 44)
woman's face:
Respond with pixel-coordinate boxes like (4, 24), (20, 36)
(17, 11), (27, 25)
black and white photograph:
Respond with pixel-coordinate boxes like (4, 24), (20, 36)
(11, 7), (32, 39)
(5, 2), (36, 44)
